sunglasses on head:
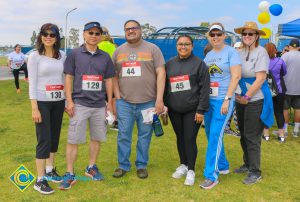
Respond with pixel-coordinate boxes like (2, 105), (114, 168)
(41, 32), (56, 38)
(241, 32), (257, 37)
(209, 32), (223, 37)
(88, 31), (101, 36)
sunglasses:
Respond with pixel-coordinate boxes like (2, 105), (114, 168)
(209, 32), (223, 37)
(177, 43), (192, 47)
(241, 32), (257, 37)
(41, 32), (56, 38)
(284, 49), (289, 52)
(88, 31), (101, 36)
(124, 26), (140, 32)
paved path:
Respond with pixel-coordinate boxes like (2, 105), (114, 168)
(0, 66), (25, 80)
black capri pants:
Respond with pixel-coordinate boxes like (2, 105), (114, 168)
(273, 93), (285, 129)
(35, 100), (65, 159)
(168, 109), (201, 171)
(12, 63), (28, 89)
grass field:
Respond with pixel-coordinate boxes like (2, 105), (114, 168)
(0, 80), (299, 202)
(0, 56), (8, 66)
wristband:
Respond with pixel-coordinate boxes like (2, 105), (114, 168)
(243, 95), (251, 101)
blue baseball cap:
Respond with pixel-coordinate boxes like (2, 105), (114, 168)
(83, 22), (103, 32)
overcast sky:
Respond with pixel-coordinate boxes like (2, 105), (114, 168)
(0, 0), (299, 46)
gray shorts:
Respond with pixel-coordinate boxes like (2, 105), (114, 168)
(68, 104), (107, 144)
(284, 95), (300, 110)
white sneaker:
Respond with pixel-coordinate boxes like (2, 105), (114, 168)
(184, 170), (195, 186)
(172, 164), (188, 179)
(219, 169), (230, 175)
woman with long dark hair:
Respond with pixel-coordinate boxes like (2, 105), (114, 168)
(28, 23), (66, 194)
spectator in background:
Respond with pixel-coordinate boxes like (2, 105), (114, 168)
(263, 43), (287, 143)
(281, 45), (289, 56)
(281, 39), (300, 138)
(7, 44), (28, 93)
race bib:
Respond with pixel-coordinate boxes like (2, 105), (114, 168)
(170, 75), (191, 92)
(82, 75), (102, 91)
(210, 82), (219, 97)
(45, 85), (64, 100)
(122, 61), (141, 77)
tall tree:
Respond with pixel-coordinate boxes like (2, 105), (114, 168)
(30, 31), (37, 47)
(68, 28), (80, 48)
(141, 23), (157, 38)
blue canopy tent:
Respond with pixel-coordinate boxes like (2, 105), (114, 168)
(278, 18), (300, 38)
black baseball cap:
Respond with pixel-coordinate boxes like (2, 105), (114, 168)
(84, 22), (103, 32)
(289, 39), (299, 48)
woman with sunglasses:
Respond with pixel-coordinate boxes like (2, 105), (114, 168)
(7, 44), (28, 93)
(233, 22), (274, 185)
(28, 23), (66, 194)
(263, 43), (287, 142)
(200, 23), (241, 189)
(164, 35), (210, 186)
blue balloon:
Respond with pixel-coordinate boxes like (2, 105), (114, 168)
(269, 4), (283, 16)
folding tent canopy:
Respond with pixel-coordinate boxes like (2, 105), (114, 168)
(278, 18), (300, 38)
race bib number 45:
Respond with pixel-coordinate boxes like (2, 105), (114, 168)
(82, 75), (102, 91)
(210, 82), (219, 97)
(45, 85), (64, 100)
(122, 61), (141, 77)
(170, 75), (191, 92)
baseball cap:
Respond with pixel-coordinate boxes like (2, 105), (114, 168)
(289, 39), (299, 48)
(84, 22), (103, 32)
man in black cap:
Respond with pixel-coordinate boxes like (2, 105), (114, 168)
(281, 39), (300, 138)
(59, 22), (115, 190)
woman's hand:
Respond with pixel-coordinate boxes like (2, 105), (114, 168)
(195, 113), (204, 124)
(235, 95), (249, 105)
(221, 100), (229, 115)
(32, 108), (42, 123)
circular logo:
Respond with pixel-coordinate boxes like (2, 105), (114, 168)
(14, 169), (31, 187)
(128, 53), (137, 61)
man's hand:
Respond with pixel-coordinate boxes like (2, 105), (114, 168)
(155, 100), (164, 115)
(66, 100), (75, 117)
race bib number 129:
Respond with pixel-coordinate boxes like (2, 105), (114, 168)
(82, 75), (102, 91)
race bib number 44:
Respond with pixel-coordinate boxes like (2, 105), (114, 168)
(45, 85), (64, 100)
(82, 75), (102, 91)
(170, 75), (191, 92)
(210, 82), (219, 97)
(122, 61), (141, 77)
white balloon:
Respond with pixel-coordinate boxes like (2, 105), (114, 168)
(258, 1), (270, 12)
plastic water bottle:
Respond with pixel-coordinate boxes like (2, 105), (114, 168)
(153, 114), (164, 137)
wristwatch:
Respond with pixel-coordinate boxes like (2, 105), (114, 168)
(224, 96), (231, 101)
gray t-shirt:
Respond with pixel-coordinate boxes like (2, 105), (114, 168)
(113, 40), (165, 103)
(281, 50), (300, 95)
(236, 46), (269, 101)
(64, 46), (115, 108)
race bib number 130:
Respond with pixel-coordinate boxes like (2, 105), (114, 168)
(170, 75), (191, 92)
(82, 75), (102, 91)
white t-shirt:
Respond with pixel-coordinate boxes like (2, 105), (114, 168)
(28, 50), (66, 101)
(236, 46), (269, 101)
(8, 51), (26, 69)
(281, 50), (300, 95)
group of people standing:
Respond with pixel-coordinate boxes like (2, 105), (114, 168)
(26, 19), (297, 195)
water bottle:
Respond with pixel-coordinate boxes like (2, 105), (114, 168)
(153, 114), (164, 137)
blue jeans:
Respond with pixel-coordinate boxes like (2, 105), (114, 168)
(116, 98), (155, 171)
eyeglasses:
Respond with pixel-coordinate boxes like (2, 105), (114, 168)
(284, 49), (289, 52)
(88, 31), (101, 36)
(41, 32), (56, 38)
(124, 26), (140, 32)
(177, 43), (192, 47)
(241, 32), (257, 37)
(209, 32), (223, 37)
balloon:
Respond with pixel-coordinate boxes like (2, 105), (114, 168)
(258, 1), (270, 12)
(261, 28), (271, 39)
(269, 4), (283, 16)
(258, 12), (271, 24)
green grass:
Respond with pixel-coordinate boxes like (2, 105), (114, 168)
(0, 79), (300, 201)
(0, 56), (8, 66)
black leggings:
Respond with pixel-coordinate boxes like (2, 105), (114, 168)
(168, 109), (201, 171)
(12, 63), (28, 89)
(36, 100), (65, 159)
(273, 94), (285, 129)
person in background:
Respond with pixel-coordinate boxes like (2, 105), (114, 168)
(263, 43), (287, 142)
(281, 45), (289, 56)
(234, 22), (273, 185)
(164, 35), (210, 186)
(200, 23), (241, 189)
(28, 23), (66, 194)
(7, 44), (28, 93)
(281, 39), (300, 138)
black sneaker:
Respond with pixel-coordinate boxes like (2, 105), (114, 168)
(234, 164), (249, 173)
(278, 136), (285, 143)
(262, 135), (270, 141)
(34, 179), (55, 195)
(45, 167), (62, 183)
(110, 121), (119, 131)
(243, 173), (262, 185)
